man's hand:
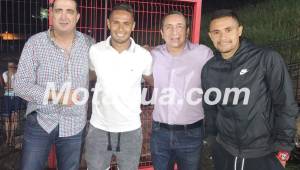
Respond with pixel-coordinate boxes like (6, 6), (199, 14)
(59, 89), (80, 107)
(49, 89), (80, 107)
(143, 75), (154, 87)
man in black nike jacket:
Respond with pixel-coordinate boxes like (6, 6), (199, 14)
(202, 9), (298, 170)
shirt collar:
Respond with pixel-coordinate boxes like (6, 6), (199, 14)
(47, 28), (79, 49)
(162, 40), (192, 54)
(105, 36), (136, 53)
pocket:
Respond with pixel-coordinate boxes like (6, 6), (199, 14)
(186, 127), (202, 138)
(152, 121), (161, 131)
(86, 124), (97, 138)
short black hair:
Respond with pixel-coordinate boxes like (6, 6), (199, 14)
(209, 9), (241, 26)
(161, 11), (190, 29)
(51, 0), (79, 13)
(109, 3), (134, 19)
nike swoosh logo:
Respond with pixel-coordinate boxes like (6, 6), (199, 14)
(240, 69), (248, 75)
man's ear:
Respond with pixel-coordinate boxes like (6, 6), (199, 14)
(76, 13), (80, 23)
(208, 31), (212, 40)
(186, 27), (190, 39)
(160, 29), (165, 41)
(107, 19), (111, 30)
(238, 25), (243, 37)
(132, 21), (136, 31)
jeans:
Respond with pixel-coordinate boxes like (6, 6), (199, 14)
(150, 121), (203, 170)
(21, 111), (84, 170)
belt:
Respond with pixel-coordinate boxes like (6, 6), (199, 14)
(155, 119), (203, 130)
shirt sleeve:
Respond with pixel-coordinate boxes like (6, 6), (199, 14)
(142, 51), (153, 76)
(13, 37), (49, 105)
(89, 45), (95, 71)
(201, 64), (218, 137)
(265, 50), (298, 152)
(2, 72), (8, 83)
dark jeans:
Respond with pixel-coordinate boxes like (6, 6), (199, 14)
(21, 112), (84, 170)
(150, 121), (203, 170)
(212, 142), (285, 170)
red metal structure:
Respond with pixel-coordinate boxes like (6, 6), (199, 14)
(48, 0), (202, 169)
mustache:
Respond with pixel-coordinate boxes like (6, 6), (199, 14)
(217, 40), (232, 44)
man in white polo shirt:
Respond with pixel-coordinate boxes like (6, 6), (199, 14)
(85, 3), (153, 170)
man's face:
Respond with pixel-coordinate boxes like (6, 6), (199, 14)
(7, 62), (16, 71)
(51, 0), (79, 34)
(209, 16), (243, 59)
(107, 10), (135, 45)
(161, 14), (189, 50)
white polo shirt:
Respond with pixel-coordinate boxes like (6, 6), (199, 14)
(89, 36), (152, 132)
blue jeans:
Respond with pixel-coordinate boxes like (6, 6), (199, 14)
(150, 121), (203, 170)
(21, 112), (84, 170)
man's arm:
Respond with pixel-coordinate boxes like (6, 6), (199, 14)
(143, 74), (154, 87)
(142, 48), (154, 86)
(13, 38), (50, 105)
(2, 72), (9, 89)
(88, 43), (97, 82)
(14, 39), (79, 106)
(265, 50), (298, 152)
(89, 70), (97, 81)
(201, 65), (218, 137)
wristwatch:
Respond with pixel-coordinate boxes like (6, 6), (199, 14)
(276, 151), (290, 161)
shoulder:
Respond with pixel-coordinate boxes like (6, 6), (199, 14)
(203, 56), (215, 67)
(77, 32), (95, 47)
(150, 44), (165, 61)
(2, 71), (8, 81)
(203, 52), (219, 70)
(185, 42), (214, 64)
(134, 44), (151, 55)
(2, 71), (7, 77)
(25, 31), (47, 45)
(151, 44), (164, 54)
(190, 42), (211, 51)
(190, 42), (213, 56)
(263, 48), (282, 59)
(261, 47), (284, 66)
(90, 41), (107, 52)
(134, 44), (152, 60)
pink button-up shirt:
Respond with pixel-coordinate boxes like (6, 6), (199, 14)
(151, 41), (213, 125)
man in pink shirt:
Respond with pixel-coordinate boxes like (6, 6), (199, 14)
(150, 11), (213, 170)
